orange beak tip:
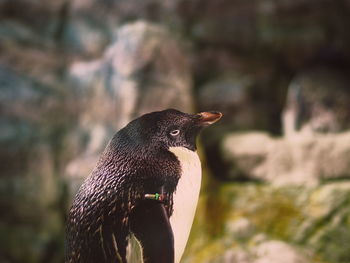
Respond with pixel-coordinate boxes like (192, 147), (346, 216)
(198, 111), (223, 125)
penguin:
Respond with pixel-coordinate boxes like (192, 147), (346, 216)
(65, 109), (222, 263)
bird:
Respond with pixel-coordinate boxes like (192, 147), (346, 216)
(65, 109), (222, 263)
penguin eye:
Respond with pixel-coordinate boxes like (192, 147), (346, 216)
(169, 129), (180, 136)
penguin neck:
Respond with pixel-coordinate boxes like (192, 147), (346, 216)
(168, 146), (198, 163)
(167, 146), (202, 263)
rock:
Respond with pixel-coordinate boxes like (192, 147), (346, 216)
(198, 75), (258, 131)
(63, 18), (109, 55)
(65, 21), (193, 189)
(221, 132), (271, 180)
(291, 183), (350, 263)
(200, 248), (252, 263)
(252, 240), (309, 263)
(226, 217), (255, 241)
(186, 0), (350, 65)
(0, 20), (39, 44)
(283, 68), (350, 136)
(2, 1), (350, 263)
(198, 75), (250, 109)
(64, 0), (183, 55)
(184, 181), (349, 263)
(197, 74), (284, 181)
(222, 131), (350, 185)
(63, 0), (116, 55)
(102, 21), (192, 116)
(0, 66), (69, 262)
(0, 0), (68, 41)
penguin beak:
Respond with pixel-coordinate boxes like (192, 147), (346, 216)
(197, 111), (223, 126)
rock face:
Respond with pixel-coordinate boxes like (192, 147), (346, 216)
(283, 68), (350, 136)
(2, 0), (350, 263)
(0, 66), (71, 262)
(63, 0), (183, 55)
(183, 182), (350, 263)
(197, 75), (260, 133)
(252, 241), (309, 263)
(222, 131), (350, 185)
(200, 109), (350, 263)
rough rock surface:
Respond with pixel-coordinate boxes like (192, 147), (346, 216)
(283, 68), (350, 136)
(197, 75), (260, 132)
(0, 66), (71, 262)
(222, 131), (350, 185)
(2, 0), (350, 262)
(183, 182), (350, 263)
(252, 240), (309, 263)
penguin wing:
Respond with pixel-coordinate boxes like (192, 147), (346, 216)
(128, 199), (175, 263)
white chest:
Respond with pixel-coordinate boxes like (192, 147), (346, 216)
(168, 147), (202, 263)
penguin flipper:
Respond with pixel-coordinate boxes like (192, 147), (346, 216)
(129, 200), (174, 263)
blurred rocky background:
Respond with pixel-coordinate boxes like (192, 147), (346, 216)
(1, 0), (350, 262)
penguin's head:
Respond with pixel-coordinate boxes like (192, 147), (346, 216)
(122, 109), (222, 151)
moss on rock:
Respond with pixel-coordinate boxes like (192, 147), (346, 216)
(183, 180), (350, 263)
